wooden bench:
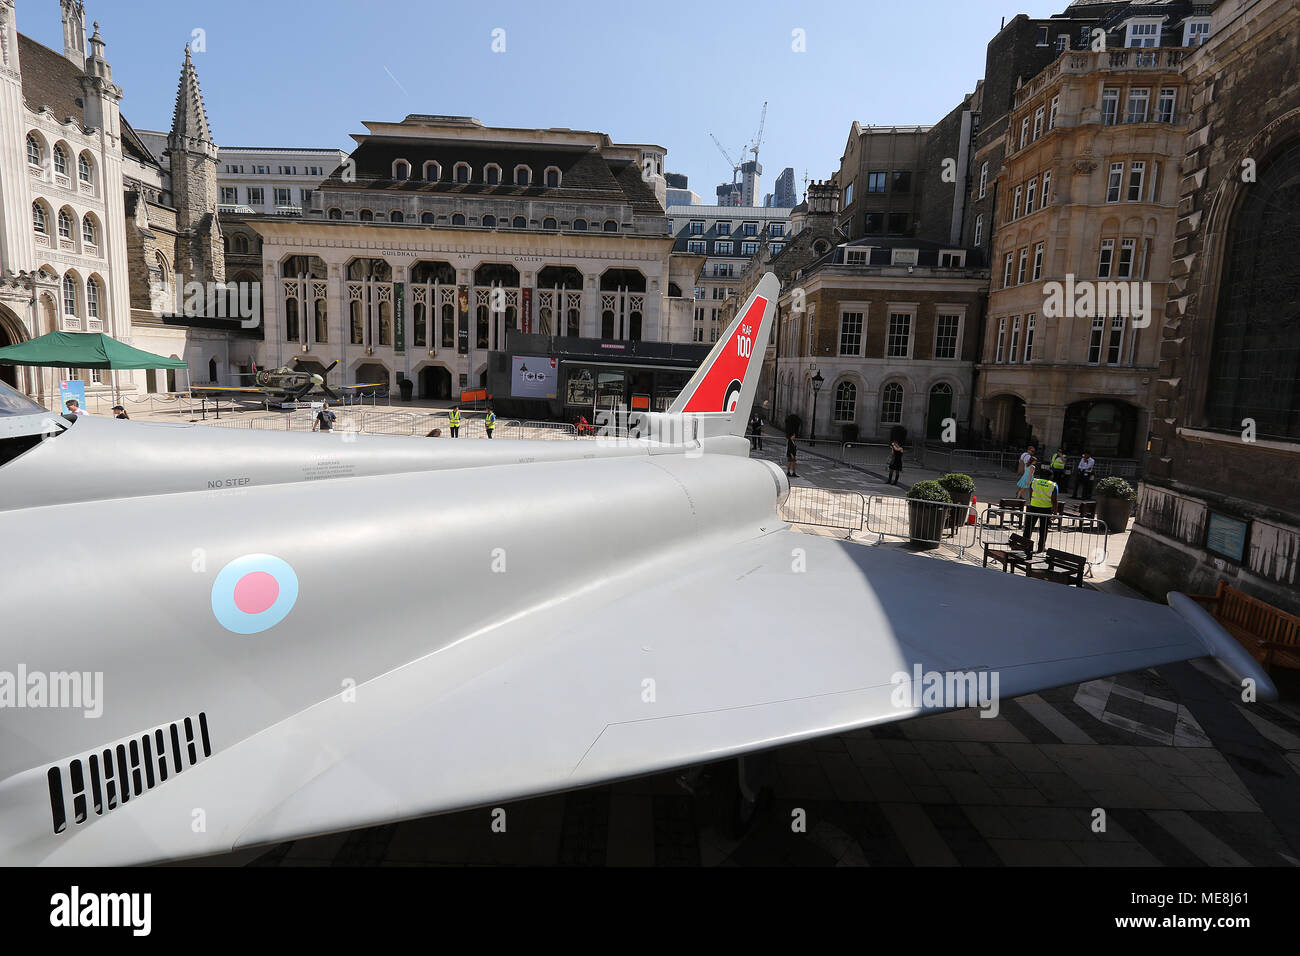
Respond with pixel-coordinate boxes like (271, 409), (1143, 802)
(1025, 548), (1086, 588)
(983, 533), (1032, 572)
(985, 498), (1026, 529)
(1188, 581), (1300, 671)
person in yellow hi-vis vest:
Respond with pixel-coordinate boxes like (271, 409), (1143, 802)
(1025, 464), (1060, 553)
(448, 406), (461, 438)
(1050, 450), (1067, 487)
(484, 407), (496, 439)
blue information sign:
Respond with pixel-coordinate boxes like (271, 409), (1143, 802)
(1205, 512), (1249, 563)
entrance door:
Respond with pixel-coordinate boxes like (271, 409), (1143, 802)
(926, 383), (953, 439)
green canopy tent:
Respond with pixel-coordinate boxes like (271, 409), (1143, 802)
(0, 332), (188, 407)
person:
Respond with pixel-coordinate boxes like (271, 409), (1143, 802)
(312, 403), (336, 432)
(111, 404), (129, 420)
(786, 432), (798, 478)
(1025, 464), (1060, 553)
(448, 405), (461, 438)
(1018, 444), (1036, 483)
(749, 413), (760, 450)
(484, 406), (496, 439)
(425, 427), (442, 438)
(64, 398), (87, 417)
(1016, 456), (1038, 500)
(1075, 451), (1096, 499)
(888, 438), (904, 486)
(753, 413), (763, 450)
(1050, 449), (1066, 487)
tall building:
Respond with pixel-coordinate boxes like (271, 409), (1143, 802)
(773, 166), (796, 208)
(664, 171), (701, 206)
(834, 125), (931, 241)
(1119, 0), (1300, 614)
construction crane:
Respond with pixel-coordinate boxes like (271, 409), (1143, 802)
(710, 132), (743, 184)
(749, 101), (768, 165)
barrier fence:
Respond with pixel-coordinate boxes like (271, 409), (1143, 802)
(778, 486), (866, 537)
(977, 505), (1110, 570)
(864, 495), (978, 555)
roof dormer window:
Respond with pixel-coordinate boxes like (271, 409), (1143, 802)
(1125, 19), (1162, 48)
(514, 165), (532, 186)
(454, 163), (471, 184)
(423, 161), (440, 181)
(484, 164), (501, 185)
(393, 159), (411, 180)
(544, 166), (561, 187)
(1183, 18), (1210, 46)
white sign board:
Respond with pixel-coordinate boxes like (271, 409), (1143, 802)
(512, 356), (557, 399)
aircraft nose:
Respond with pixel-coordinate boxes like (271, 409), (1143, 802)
(310, 374), (324, 385)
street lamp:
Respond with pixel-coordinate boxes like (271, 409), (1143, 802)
(810, 369), (824, 442)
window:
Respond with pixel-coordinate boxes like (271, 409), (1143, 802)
(62, 274), (77, 315)
(390, 210), (404, 223)
(455, 163), (471, 183)
(514, 166), (531, 186)
(1088, 316), (1105, 363)
(834, 381), (857, 422)
(513, 216), (527, 229)
(1184, 19), (1210, 46)
(1025, 177), (1037, 215)
(394, 161), (410, 180)
(1056, 34), (1068, 54)
(1127, 161), (1145, 202)
(421, 212), (434, 224)
(1106, 163), (1123, 203)
(1049, 95), (1060, 130)
(328, 208), (343, 220)
(1036, 26), (1048, 46)
(880, 383), (903, 424)
(27, 134), (41, 167)
(687, 239), (705, 254)
(741, 241), (759, 256)
(1033, 243), (1044, 281)
(1126, 21), (1160, 48)
(843, 182), (854, 207)
(279, 165), (297, 176)
(1003, 253), (1014, 289)
(978, 162), (988, 199)
(939, 251), (965, 267)
(995, 318), (1007, 363)
(247, 187), (264, 206)
(839, 310), (864, 355)
(1020, 117), (1030, 150)
(935, 314), (960, 359)
(423, 161), (441, 181)
(844, 247), (869, 265)
(53, 145), (67, 176)
(1033, 107), (1045, 141)
(1126, 88), (1150, 124)
(274, 188), (291, 206)
(886, 313), (911, 357)
(1157, 88), (1176, 124)
(57, 209), (72, 240)
(233, 234), (249, 254)
(715, 240), (733, 255)
(892, 171), (912, 193)
(1140, 238), (1152, 279)
(573, 218), (587, 231)
(604, 220), (618, 232)
(1098, 239), (1114, 278)
(1107, 316), (1125, 364)
(974, 214), (984, 246)
(1023, 314), (1036, 362)
(716, 221), (731, 235)
(1102, 88), (1119, 126)
(82, 216), (96, 246)
(769, 223), (784, 237)
(545, 167), (560, 187)
(1012, 185), (1022, 220)
(771, 242), (784, 255)
(866, 172), (886, 193)
(1118, 238), (1136, 278)
(742, 221), (758, 236)
(86, 277), (99, 319)
(543, 217), (557, 230)
(359, 209), (373, 222)
(1009, 316), (1022, 362)
(451, 213), (466, 225)
(484, 165), (500, 185)
(300, 189), (313, 204)
(1041, 169), (1052, 206)
(220, 186), (237, 204)
(1017, 248), (1028, 284)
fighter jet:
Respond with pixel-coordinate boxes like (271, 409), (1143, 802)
(0, 273), (1275, 866)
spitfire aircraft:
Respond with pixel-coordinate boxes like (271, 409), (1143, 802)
(190, 359), (385, 406)
(0, 273), (1276, 866)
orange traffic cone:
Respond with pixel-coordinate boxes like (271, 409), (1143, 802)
(967, 494), (978, 525)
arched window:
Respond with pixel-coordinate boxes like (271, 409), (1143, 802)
(573, 218), (587, 231)
(545, 167), (561, 187)
(86, 277), (100, 319)
(62, 274), (77, 315)
(880, 382), (903, 424)
(32, 202), (47, 234)
(603, 219), (618, 232)
(455, 163), (471, 183)
(78, 154), (92, 185)
(284, 297), (299, 342)
(1206, 137), (1300, 439)
(26, 134), (41, 167)
(423, 161), (440, 181)
(451, 213), (466, 225)
(314, 298), (328, 343)
(393, 160), (410, 180)
(485, 165), (501, 185)
(390, 210), (404, 222)
(328, 207), (342, 220)
(482, 214), (496, 228)
(233, 234), (249, 254)
(514, 165), (531, 186)
(53, 145), (67, 176)
(543, 217), (557, 230)
(512, 216), (526, 229)
(82, 216), (96, 246)
(834, 381), (857, 422)
(421, 212), (434, 224)
(359, 209), (373, 222)
(57, 209), (72, 240)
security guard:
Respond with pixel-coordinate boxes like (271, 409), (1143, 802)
(1025, 464), (1059, 553)
(484, 407), (496, 439)
(448, 405), (461, 438)
(1050, 450), (1067, 487)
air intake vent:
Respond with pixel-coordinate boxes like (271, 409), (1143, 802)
(47, 712), (212, 835)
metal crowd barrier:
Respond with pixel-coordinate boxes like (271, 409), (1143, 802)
(977, 505), (1110, 571)
(778, 486), (866, 538)
(863, 495), (977, 555)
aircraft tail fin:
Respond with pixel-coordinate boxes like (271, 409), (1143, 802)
(666, 272), (778, 438)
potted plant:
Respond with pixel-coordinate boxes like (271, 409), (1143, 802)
(938, 473), (976, 531)
(1095, 476), (1136, 533)
(906, 480), (952, 547)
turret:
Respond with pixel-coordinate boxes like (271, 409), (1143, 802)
(60, 0), (85, 70)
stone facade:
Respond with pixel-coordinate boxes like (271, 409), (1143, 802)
(1118, 0), (1300, 613)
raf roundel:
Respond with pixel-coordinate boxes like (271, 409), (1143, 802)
(211, 554), (299, 635)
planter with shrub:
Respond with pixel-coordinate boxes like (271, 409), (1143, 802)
(1095, 476), (1136, 533)
(938, 473), (976, 531)
(906, 480), (952, 547)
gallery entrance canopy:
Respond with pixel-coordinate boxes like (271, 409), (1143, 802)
(0, 332), (188, 370)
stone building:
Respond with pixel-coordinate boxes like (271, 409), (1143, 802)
(1118, 0), (1300, 613)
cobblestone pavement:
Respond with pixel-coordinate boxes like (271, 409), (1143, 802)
(158, 423), (1299, 867)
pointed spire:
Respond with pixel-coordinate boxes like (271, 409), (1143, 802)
(171, 44), (212, 145)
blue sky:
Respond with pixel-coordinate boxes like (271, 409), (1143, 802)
(25, 0), (1059, 202)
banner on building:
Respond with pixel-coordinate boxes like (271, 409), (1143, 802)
(522, 287), (533, 334)
(512, 356), (557, 399)
(59, 379), (86, 413)
(457, 285), (469, 354)
(394, 282), (405, 354)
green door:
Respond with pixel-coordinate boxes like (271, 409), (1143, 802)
(926, 383), (954, 439)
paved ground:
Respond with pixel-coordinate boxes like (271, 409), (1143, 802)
(171, 424), (1300, 867)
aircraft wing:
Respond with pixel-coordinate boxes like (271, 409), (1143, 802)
(30, 526), (1271, 865)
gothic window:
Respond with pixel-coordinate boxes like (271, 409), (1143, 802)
(82, 216), (96, 246)
(393, 160), (411, 180)
(455, 163), (470, 183)
(603, 220), (618, 232)
(32, 202), (47, 233)
(421, 212), (434, 224)
(452, 213), (466, 225)
(26, 134), (41, 167)
(390, 210), (404, 222)
(482, 214), (496, 227)
(53, 145), (67, 176)
(79, 154), (92, 184)
(543, 217), (557, 230)
(1205, 138), (1300, 440)
(485, 164), (501, 185)
(86, 277), (100, 319)
(545, 167), (561, 187)
(514, 166), (531, 186)
(512, 216), (526, 229)
(285, 297), (299, 341)
(573, 218), (587, 231)
(359, 209), (373, 222)
(233, 234), (249, 254)
(57, 210), (72, 240)
(62, 274), (77, 315)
